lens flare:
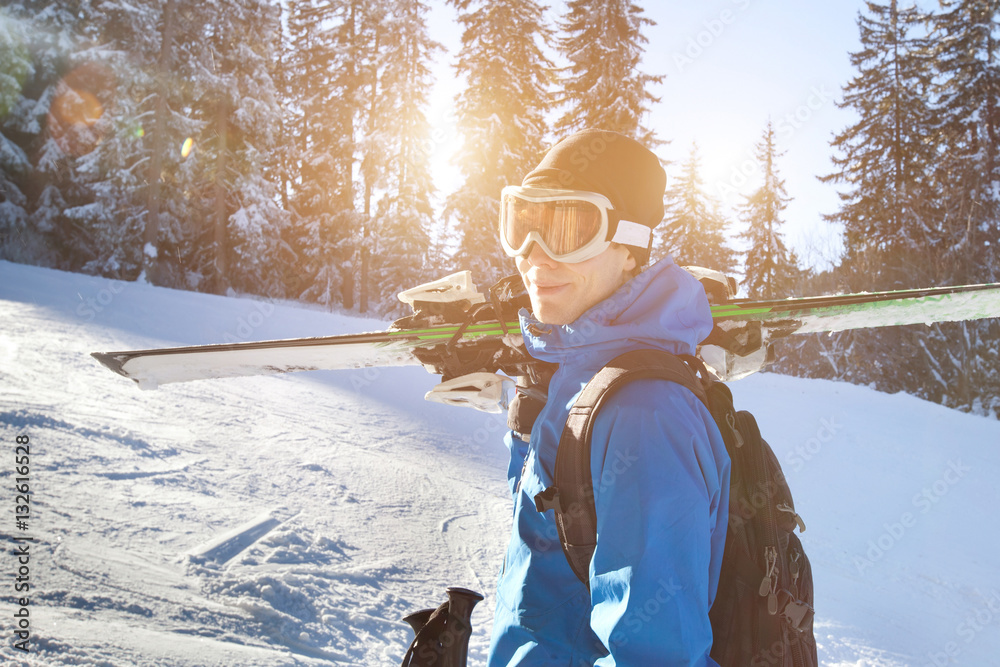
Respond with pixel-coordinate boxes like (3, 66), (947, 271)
(47, 63), (115, 156)
(181, 137), (194, 158)
(53, 88), (102, 127)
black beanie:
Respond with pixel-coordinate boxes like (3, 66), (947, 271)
(522, 129), (666, 266)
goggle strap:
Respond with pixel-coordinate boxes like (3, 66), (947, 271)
(610, 219), (652, 249)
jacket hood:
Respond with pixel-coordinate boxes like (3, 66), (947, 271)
(518, 256), (713, 367)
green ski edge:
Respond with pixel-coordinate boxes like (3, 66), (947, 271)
(710, 282), (1000, 323)
(388, 282), (1000, 341)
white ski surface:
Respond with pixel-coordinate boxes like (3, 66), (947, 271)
(2, 260), (999, 666)
(106, 336), (424, 390)
(774, 285), (1000, 334)
(96, 282), (1000, 390)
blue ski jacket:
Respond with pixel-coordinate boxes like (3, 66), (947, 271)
(487, 257), (731, 667)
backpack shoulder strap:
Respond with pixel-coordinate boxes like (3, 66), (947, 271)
(533, 349), (708, 588)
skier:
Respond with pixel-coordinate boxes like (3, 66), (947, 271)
(488, 129), (731, 666)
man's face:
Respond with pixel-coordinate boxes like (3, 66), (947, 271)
(516, 242), (637, 325)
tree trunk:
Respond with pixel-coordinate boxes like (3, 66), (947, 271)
(360, 18), (381, 315)
(340, 1), (359, 311)
(143, 0), (176, 285)
(214, 96), (229, 295)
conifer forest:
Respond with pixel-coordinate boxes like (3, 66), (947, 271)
(1, 1), (998, 416)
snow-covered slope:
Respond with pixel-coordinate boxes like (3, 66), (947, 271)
(1, 260), (998, 666)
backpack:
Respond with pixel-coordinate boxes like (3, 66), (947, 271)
(530, 349), (817, 667)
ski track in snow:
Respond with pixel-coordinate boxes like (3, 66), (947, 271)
(1, 260), (998, 666)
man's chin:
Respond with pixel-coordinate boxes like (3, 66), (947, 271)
(529, 296), (576, 326)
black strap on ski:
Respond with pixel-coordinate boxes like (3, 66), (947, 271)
(533, 349), (708, 588)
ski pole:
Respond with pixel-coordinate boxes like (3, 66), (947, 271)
(400, 587), (484, 667)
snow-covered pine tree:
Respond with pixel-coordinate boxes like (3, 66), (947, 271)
(284, 0), (340, 307)
(0, 1), (93, 269)
(931, 0), (1000, 285)
(0, 13), (32, 121)
(119, 0), (236, 290)
(285, 0), (375, 310)
(52, 94), (146, 280)
(814, 1), (938, 402)
(821, 0), (938, 290)
(806, 1), (998, 416)
(356, 0), (389, 314)
(364, 0), (441, 316)
(738, 121), (798, 299)
(140, 0), (177, 285)
(924, 0), (1000, 416)
(446, 0), (553, 285)
(554, 0), (662, 145)
(656, 143), (737, 274)
(0, 7), (40, 264)
(41, 0), (166, 281)
(197, 0), (288, 299)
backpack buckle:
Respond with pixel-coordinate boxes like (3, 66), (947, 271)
(534, 487), (562, 513)
(782, 596), (815, 633)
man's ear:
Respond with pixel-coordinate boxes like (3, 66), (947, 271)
(624, 249), (638, 274)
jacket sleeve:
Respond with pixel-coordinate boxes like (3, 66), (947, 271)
(586, 379), (729, 667)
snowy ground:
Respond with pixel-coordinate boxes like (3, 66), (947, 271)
(1, 260), (998, 667)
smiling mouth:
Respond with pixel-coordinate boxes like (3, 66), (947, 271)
(532, 283), (567, 296)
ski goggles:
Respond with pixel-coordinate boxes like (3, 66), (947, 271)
(498, 186), (652, 264)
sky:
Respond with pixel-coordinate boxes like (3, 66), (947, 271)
(424, 0), (876, 273)
(644, 1), (865, 268)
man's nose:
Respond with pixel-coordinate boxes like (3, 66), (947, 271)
(525, 241), (559, 268)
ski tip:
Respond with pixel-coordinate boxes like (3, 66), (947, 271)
(92, 351), (161, 390)
(91, 351), (129, 378)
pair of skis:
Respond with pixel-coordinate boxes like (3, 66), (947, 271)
(92, 270), (1000, 410)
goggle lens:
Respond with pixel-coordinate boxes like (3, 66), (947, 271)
(501, 195), (604, 256)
